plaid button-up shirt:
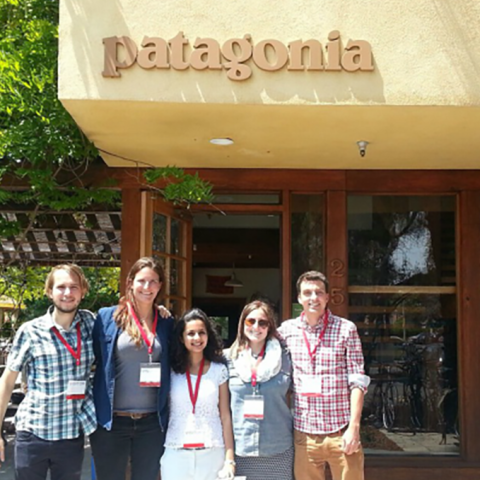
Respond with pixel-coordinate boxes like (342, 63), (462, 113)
(278, 311), (367, 434)
(7, 307), (96, 440)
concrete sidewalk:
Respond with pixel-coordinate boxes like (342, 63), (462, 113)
(0, 434), (94, 479)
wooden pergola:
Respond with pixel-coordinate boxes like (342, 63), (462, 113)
(0, 203), (121, 267)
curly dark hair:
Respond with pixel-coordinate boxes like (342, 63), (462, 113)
(170, 308), (224, 374)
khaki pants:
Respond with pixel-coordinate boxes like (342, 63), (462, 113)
(294, 429), (364, 480)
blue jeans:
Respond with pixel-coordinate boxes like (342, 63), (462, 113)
(14, 430), (84, 480)
(90, 413), (164, 480)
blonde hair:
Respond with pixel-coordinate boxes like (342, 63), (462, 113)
(44, 264), (89, 295)
(113, 257), (165, 346)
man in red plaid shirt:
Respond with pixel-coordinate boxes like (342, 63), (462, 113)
(278, 271), (369, 480)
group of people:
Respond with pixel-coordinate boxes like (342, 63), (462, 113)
(0, 256), (369, 480)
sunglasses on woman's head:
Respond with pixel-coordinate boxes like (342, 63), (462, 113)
(245, 318), (269, 328)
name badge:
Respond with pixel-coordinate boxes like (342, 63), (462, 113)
(183, 430), (205, 449)
(243, 395), (264, 419)
(299, 374), (335, 397)
(139, 362), (161, 387)
(66, 380), (86, 400)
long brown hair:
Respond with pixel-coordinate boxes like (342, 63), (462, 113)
(229, 300), (278, 360)
(113, 257), (165, 346)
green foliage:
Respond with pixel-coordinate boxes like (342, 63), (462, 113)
(0, 0), (120, 236)
(0, 0), (215, 327)
(0, 0), (214, 234)
(144, 168), (214, 205)
(0, 265), (47, 303)
(0, 0), (96, 163)
(21, 267), (121, 321)
(0, 184), (12, 204)
(0, 215), (20, 236)
(0, 1), (215, 339)
(0, 266), (120, 337)
(143, 166), (186, 183)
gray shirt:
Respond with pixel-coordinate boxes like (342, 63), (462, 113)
(113, 330), (161, 413)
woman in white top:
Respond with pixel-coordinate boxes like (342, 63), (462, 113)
(161, 308), (235, 480)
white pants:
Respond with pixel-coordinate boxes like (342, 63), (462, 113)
(161, 447), (225, 480)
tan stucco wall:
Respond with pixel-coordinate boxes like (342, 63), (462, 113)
(58, 0), (480, 169)
(59, 0), (480, 107)
(61, 100), (480, 169)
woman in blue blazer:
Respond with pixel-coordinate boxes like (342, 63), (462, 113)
(90, 257), (174, 480)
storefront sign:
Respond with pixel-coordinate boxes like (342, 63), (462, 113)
(102, 31), (374, 81)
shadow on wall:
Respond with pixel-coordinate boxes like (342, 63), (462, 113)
(432, 0), (480, 98)
(61, 0), (386, 105)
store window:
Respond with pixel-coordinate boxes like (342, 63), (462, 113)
(348, 196), (459, 455)
(290, 194), (324, 315)
(152, 212), (188, 316)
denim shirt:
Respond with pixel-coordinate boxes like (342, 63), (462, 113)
(92, 306), (173, 431)
(226, 343), (293, 457)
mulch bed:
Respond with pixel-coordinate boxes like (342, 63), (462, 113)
(361, 425), (404, 451)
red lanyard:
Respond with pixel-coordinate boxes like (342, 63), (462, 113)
(52, 323), (81, 367)
(127, 302), (158, 357)
(301, 310), (329, 366)
(186, 357), (205, 414)
(251, 343), (266, 387)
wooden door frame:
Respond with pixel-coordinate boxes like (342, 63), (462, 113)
(189, 191), (335, 320)
(189, 202), (285, 316)
(139, 193), (193, 313)
(122, 170), (480, 477)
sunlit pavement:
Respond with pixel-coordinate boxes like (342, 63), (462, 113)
(381, 429), (459, 455)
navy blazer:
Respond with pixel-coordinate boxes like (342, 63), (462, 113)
(92, 306), (174, 431)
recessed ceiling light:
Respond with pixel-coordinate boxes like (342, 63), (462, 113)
(210, 138), (234, 146)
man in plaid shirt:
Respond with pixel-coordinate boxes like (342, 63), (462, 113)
(278, 271), (369, 480)
(0, 264), (96, 480)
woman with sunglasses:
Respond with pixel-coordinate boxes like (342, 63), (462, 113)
(225, 300), (293, 480)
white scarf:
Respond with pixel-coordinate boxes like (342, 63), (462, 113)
(232, 337), (282, 384)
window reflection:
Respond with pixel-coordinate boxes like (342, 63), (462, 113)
(171, 218), (182, 256)
(348, 196), (459, 455)
(290, 194), (324, 300)
(348, 196), (455, 287)
(153, 214), (167, 253)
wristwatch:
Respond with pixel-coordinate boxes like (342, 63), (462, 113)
(225, 460), (236, 466)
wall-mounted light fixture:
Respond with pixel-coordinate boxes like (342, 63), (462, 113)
(357, 140), (369, 157)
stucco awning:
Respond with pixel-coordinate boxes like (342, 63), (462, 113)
(58, 0), (480, 170)
(60, 101), (480, 170)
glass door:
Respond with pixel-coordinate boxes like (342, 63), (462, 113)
(288, 191), (347, 320)
(290, 193), (325, 316)
(141, 192), (192, 316)
(348, 195), (459, 455)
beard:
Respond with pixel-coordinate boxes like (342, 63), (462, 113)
(52, 300), (81, 315)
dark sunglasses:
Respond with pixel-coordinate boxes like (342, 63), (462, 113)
(245, 318), (269, 329)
